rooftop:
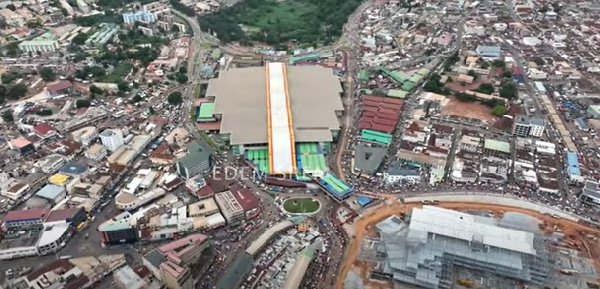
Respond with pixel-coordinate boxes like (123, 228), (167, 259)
(484, 139), (510, 154)
(35, 184), (65, 201)
(32, 123), (56, 136)
(207, 65), (343, 145)
(3, 209), (49, 223)
(410, 206), (536, 254)
(58, 162), (88, 175)
(354, 144), (386, 174)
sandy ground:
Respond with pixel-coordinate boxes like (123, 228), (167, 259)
(336, 199), (600, 289)
(440, 95), (496, 124)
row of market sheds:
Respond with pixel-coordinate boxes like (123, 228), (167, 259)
(359, 95), (404, 138)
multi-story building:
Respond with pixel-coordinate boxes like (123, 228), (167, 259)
(176, 141), (212, 180)
(375, 206), (549, 288)
(384, 161), (421, 184)
(475, 45), (502, 58)
(512, 115), (545, 138)
(98, 212), (139, 245)
(157, 234), (211, 289)
(36, 154), (66, 174)
(1, 209), (48, 230)
(18, 32), (60, 53)
(214, 191), (245, 224)
(85, 143), (108, 161)
(114, 265), (148, 289)
(100, 129), (125, 152)
(71, 126), (98, 146)
(123, 11), (157, 24)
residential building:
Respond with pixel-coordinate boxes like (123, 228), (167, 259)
(114, 266), (148, 289)
(176, 140), (213, 180)
(512, 115), (545, 138)
(9, 137), (34, 155)
(459, 135), (480, 152)
(18, 32), (59, 53)
(100, 129), (125, 152)
(45, 81), (73, 96)
(475, 45), (502, 58)
(85, 23), (119, 47)
(71, 126), (98, 146)
(375, 206), (549, 288)
(1, 182), (29, 200)
(123, 11), (157, 24)
(36, 154), (66, 174)
(85, 143), (108, 161)
(32, 123), (58, 139)
(157, 234), (211, 289)
(36, 222), (71, 255)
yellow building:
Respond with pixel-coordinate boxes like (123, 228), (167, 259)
(48, 173), (70, 186)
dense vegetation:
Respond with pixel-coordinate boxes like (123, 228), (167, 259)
(197, 0), (362, 46)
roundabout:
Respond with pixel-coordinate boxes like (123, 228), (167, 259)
(282, 198), (321, 215)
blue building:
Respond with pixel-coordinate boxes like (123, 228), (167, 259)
(566, 151), (583, 183)
(475, 45), (502, 58)
(122, 11), (157, 24)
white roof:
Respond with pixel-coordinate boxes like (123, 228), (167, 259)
(267, 62), (296, 174)
(37, 222), (70, 247)
(206, 212), (226, 227)
(409, 206), (536, 255)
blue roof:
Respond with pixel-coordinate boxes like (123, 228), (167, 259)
(575, 117), (589, 130)
(58, 162), (88, 175)
(357, 196), (372, 206)
(36, 184), (65, 200)
(567, 152), (581, 176)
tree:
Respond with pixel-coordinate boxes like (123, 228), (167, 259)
(492, 59), (506, 69)
(1, 72), (20, 85)
(131, 95), (143, 103)
(89, 85), (103, 95)
(71, 33), (89, 45)
(1, 110), (13, 122)
(117, 81), (130, 92)
(75, 99), (91, 108)
(499, 82), (518, 99)
(502, 70), (512, 78)
(168, 91), (183, 105)
(175, 73), (188, 84)
(7, 83), (27, 99)
(481, 61), (490, 69)
(476, 83), (494, 94)
(38, 67), (56, 81)
(149, 107), (156, 115)
(178, 66), (187, 74)
(36, 109), (53, 116)
(26, 19), (43, 29)
(455, 92), (477, 102)
(491, 105), (508, 116)
(467, 69), (478, 80)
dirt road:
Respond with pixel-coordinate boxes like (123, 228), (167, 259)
(335, 200), (600, 289)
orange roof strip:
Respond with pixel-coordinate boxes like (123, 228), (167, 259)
(282, 63), (297, 174)
(265, 64), (275, 174)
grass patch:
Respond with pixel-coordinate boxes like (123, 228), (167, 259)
(283, 198), (320, 214)
(95, 63), (133, 83)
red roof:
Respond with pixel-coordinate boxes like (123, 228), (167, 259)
(230, 184), (259, 211)
(44, 208), (83, 223)
(45, 81), (73, 94)
(196, 185), (214, 199)
(3, 209), (49, 223)
(32, 123), (55, 136)
(370, 123), (395, 134)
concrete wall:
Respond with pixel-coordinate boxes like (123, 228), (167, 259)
(402, 193), (579, 222)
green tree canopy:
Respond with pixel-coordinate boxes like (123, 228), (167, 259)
(7, 83), (27, 99)
(168, 91), (183, 105)
(476, 83), (495, 94)
(38, 67), (56, 81)
(491, 105), (508, 116)
(76, 99), (91, 108)
(499, 82), (518, 99)
(1, 110), (13, 122)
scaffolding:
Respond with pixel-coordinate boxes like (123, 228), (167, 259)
(369, 210), (551, 289)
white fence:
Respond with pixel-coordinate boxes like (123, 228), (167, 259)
(402, 193), (579, 222)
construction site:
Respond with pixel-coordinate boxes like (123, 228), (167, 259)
(337, 197), (600, 289)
